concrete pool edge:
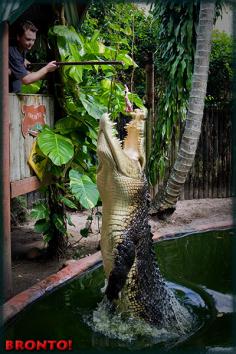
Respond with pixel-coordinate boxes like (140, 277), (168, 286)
(3, 252), (102, 323)
(3, 220), (234, 323)
(152, 220), (234, 241)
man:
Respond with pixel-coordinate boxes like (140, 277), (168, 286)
(9, 20), (58, 93)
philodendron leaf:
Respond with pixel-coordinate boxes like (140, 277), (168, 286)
(34, 219), (50, 234)
(79, 92), (107, 120)
(38, 127), (74, 166)
(116, 53), (138, 68)
(51, 25), (84, 50)
(52, 213), (67, 234)
(59, 196), (78, 210)
(80, 227), (89, 237)
(69, 169), (99, 209)
(55, 117), (81, 134)
(21, 81), (42, 94)
(31, 203), (49, 220)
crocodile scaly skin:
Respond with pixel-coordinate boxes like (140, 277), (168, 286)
(97, 111), (185, 328)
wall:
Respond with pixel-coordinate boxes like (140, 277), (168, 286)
(9, 93), (54, 182)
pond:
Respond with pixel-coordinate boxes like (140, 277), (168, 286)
(4, 229), (235, 353)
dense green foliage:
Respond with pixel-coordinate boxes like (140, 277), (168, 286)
(28, 1), (231, 247)
(149, 0), (199, 185)
(206, 30), (233, 106)
(32, 23), (144, 245)
(81, 0), (159, 99)
(148, 0), (225, 185)
(30, 3), (150, 247)
(21, 81), (42, 94)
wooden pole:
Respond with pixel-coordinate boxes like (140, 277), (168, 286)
(0, 21), (12, 300)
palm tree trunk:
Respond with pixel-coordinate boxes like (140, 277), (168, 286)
(152, 0), (216, 217)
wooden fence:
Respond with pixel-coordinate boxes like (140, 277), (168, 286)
(155, 106), (232, 200)
(9, 93), (54, 198)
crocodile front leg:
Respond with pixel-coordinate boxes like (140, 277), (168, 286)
(105, 236), (135, 301)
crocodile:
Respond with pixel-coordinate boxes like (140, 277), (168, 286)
(97, 110), (190, 330)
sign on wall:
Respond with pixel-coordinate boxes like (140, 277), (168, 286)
(9, 94), (54, 183)
(21, 104), (46, 137)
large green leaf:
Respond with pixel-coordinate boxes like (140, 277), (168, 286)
(69, 169), (99, 209)
(59, 196), (78, 210)
(116, 52), (138, 68)
(55, 117), (81, 134)
(51, 25), (84, 51)
(68, 42), (82, 61)
(85, 30), (101, 54)
(128, 93), (145, 110)
(52, 213), (67, 234)
(21, 81), (42, 94)
(38, 127), (74, 166)
(34, 219), (50, 234)
(31, 203), (49, 220)
(79, 92), (107, 119)
(68, 66), (83, 83)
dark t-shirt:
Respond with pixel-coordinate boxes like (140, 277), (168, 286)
(9, 46), (28, 93)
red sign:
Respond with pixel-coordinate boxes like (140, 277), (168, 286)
(21, 104), (46, 137)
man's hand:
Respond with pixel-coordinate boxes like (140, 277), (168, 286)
(24, 58), (31, 67)
(22, 60), (58, 85)
(45, 61), (58, 73)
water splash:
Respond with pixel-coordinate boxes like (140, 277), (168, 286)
(159, 285), (193, 334)
(84, 282), (202, 348)
(85, 298), (179, 345)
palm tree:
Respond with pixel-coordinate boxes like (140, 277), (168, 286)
(151, 0), (216, 217)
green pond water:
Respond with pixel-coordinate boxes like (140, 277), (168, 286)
(4, 229), (235, 353)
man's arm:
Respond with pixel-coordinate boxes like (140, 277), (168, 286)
(21, 61), (58, 85)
